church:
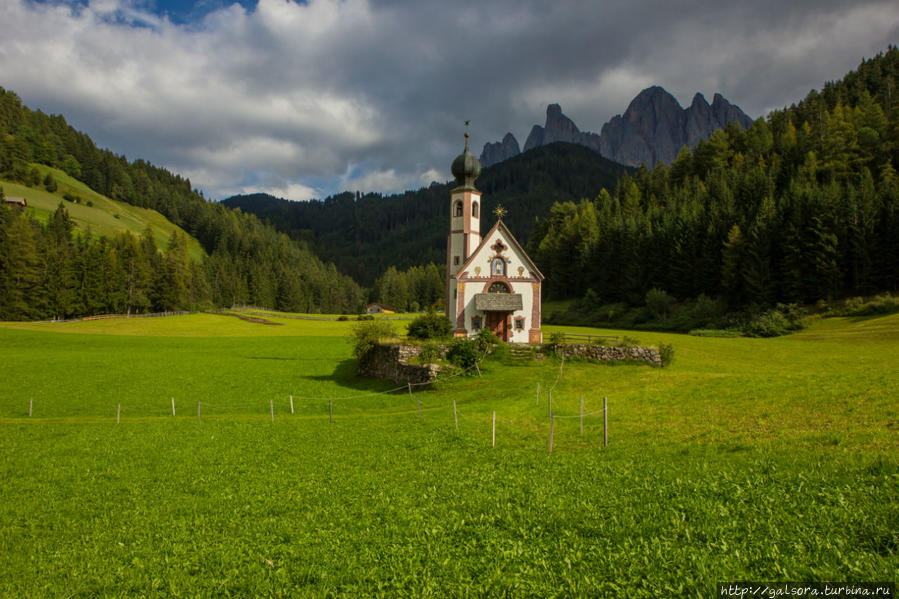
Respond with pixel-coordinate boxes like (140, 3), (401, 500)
(445, 132), (544, 343)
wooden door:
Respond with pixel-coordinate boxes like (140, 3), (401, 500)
(486, 312), (508, 341)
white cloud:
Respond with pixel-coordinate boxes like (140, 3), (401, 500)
(1, 0), (897, 201)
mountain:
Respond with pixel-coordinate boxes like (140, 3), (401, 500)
(600, 87), (754, 166)
(479, 88), (753, 168)
(224, 142), (633, 285)
(480, 133), (521, 167)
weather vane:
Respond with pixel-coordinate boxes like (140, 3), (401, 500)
(493, 205), (507, 219)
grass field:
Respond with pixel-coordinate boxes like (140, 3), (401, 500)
(2, 165), (205, 261)
(0, 312), (896, 597)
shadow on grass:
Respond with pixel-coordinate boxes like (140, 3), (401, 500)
(302, 358), (400, 393)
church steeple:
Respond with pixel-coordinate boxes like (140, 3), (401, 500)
(446, 129), (482, 324)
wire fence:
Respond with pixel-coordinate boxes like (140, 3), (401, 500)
(13, 390), (611, 455)
(8, 346), (612, 453)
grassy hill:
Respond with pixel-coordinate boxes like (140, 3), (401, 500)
(2, 164), (205, 262)
(0, 312), (895, 595)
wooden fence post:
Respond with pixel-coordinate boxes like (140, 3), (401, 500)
(29, 398), (32, 417)
(580, 395), (584, 434)
(536, 382), (540, 405)
(270, 399), (274, 423)
(197, 401), (201, 421)
(603, 396), (608, 447)
(492, 411), (496, 448)
(329, 399), (333, 423)
(549, 413), (554, 454)
(453, 400), (458, 431)
(171, 397), (175, 417)
(548, 389), (552, 419)
(117, 403), (121, 424)
(290, 394), (294, 414)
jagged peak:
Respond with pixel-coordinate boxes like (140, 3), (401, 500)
(691, 92), (709, 108)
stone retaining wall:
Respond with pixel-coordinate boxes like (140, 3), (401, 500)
(555, 343), (662, 367)
(357, 344), (444, 384)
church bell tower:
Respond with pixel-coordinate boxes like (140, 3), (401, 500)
(446, 132), (481, 322)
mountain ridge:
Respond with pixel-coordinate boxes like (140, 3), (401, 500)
(480, 87), (753, 168)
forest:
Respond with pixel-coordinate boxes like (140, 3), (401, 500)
(527, 47), (899, 328)
(0, 88), (365, 320)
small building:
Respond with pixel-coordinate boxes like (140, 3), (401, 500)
(445, 132), (544, 343)
(366, 303), (396, 314)
(3, 197), (27, 209)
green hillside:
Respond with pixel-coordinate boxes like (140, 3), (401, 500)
(0, 87), (366, 319)
(2, 164), (205, 262)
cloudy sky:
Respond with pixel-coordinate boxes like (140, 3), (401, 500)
(2, 0), (898, 201)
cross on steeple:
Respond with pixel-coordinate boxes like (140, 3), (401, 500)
(493, 205), (507, 220)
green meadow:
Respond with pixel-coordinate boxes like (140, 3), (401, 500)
(0, 312), (896, 597)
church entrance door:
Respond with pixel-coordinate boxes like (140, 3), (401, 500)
(485, 311), (509, 341)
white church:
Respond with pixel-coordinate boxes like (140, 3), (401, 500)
(445, 132), (544, 343)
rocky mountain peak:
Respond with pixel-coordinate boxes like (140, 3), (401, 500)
(480, 87), (753, 169)
(480, 132), (521, 168)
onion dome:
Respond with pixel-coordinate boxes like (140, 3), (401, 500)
(451, 132), (481, 189)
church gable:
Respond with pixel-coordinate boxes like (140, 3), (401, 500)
(458, 220), (543, 282)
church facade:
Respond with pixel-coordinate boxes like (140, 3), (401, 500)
(445, 133), (543, 343)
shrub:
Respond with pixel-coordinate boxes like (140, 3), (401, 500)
(833, 294), (899, 317)
(418, 342), (443, 364)
(349, 319), (396, 360)
(356, 314), (374, 321)
(446, 337), (479, 371)
(407, 312), (452, 340)
(617, 336), (640, 348)
(86, 200), (94, 207)
(775, 303), (807, 329)
(337, 315), (348, 321)
(547, 331), (565, 349)
(658, 343), (675, 367)
(645, 288), (676, 319)
(743, 309), (791, 337)
(475, 328), (499, 350)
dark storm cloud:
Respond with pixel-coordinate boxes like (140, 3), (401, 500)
(2, 0), (897, 200)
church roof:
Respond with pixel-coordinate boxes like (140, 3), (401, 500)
(458, 219), (545, 281)
(451, 133), (481, 190)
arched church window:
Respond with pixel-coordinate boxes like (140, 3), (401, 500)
(488, 282), (510, 293)
(454, 201), (463, 217)
(491, 257), (506, 276)
(472, 202), (479, 218)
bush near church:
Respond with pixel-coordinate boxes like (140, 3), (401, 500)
(407, 312), (453, 340)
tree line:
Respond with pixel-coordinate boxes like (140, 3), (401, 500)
(528, 47), (899, 312)
(0, 200), (366, 320)
(370, 263), (444, 313)
(0, 88), (365, 319)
